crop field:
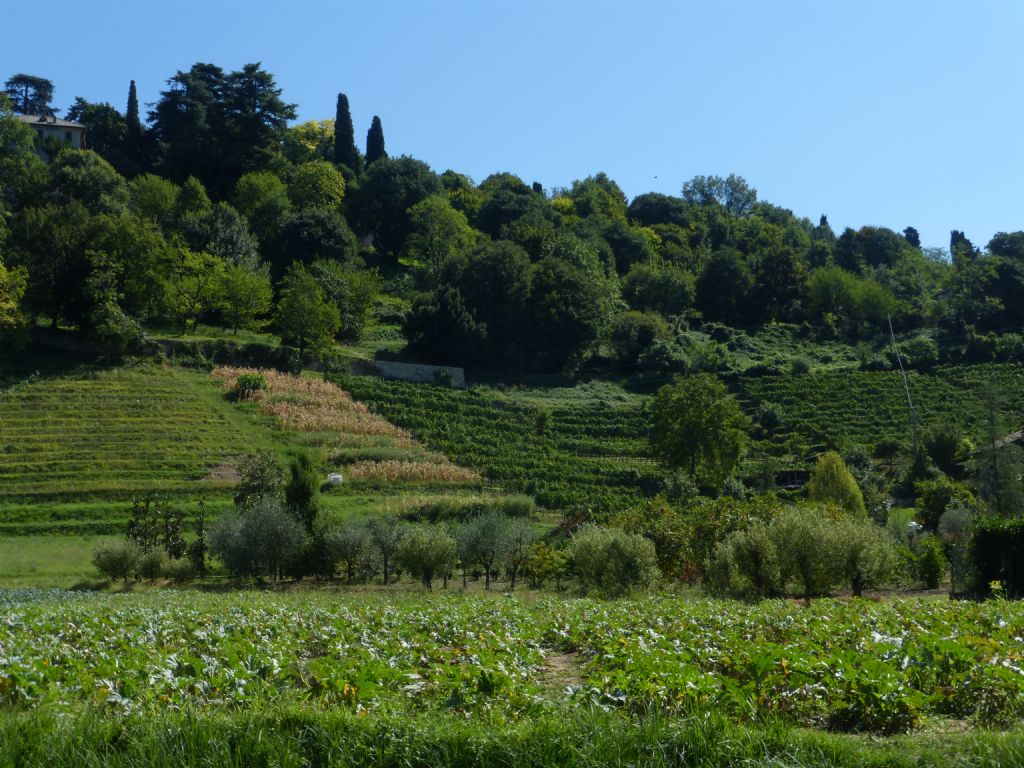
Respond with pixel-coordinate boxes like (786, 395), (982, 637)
(0, 365), (267, 535)
(3, 589), (1024, 751)
(740, 363), (1024, 453)
(335, 375), (661, 515)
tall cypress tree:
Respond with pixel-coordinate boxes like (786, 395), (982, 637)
(365, 115), (387, 165)
(126, 80), (143, 160)
(333, 93), (360, 173)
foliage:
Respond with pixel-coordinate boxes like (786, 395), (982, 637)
(287, 160), (346, 210)
(609, 497), (687, 578)
(91, 539), (140, 582)
(570, 525), (659, 597)
(971, 516), (1024, 596)
(706, 520), (781, 599)
(806, 451), (866, 518)
(234, 451), (285, 509)
(458, 511), (511, 589)
(649, 374), (749, 489)
(209, 499), (306, 580)
(913, 534), (947, 589)
(274, 263), (341, 356)
(770, 506), (843, 603)
(284, 452), (320, 532)
(396, 525), (457, 589)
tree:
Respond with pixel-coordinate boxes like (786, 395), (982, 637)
(65, 98), (128, 158)
(162, 248), (224, 331)
(50, 150), (130, 215)
(325, 521), (371, 582)
(610, 498), (688, 578)
(367, 515), (405, 585)
(232, 171), (292, 245)
(275, 263), (341, 356)
(503, 519), (535, 590)
(333, 93), (361, 173)
(706, 521), (782, 599)
(806, 451), (867, 518)
(92, 540), (141, 582)
(0, 257), (28, 347)
(210, 499), (306, 581)
(308, 259), (381, 341)
(458, 512), (511, 589)
(0, 93), (48, 211)
(365, 115), (386, 165)
(571, 525), (660, 597)
(528, 256), (608, 372)
(284, 451), (320, 532)
(397, 525), (457, 589)
(180, 202), (260, 269)
(406, 194), (478, 278)
(271, 207), (358, 274)
(126, 80), (143, 156)
(696, 248), (754, 323)
(234, 451), (285, 509)
(287, 160), (346, 210)
(282, 120), (334, 164)
(351, 156), (439, 255)
(4, 74), (55, 115)
(622, 263), (695, 316)
(834, 516), (896, 597)
(682, 174), (757, 217)
(214, 264), (272, 334)
(650, 375), (750, 488)
(128, 173), (179, 230)
(770, 506), (843, 604)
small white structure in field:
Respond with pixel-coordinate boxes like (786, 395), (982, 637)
(327, 472), (344, 485)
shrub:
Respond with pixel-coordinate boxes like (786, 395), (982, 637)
(706, 520), (781, 599)
(92, 540), (141, 582)
(610, 498), (688, 578)
(571, 525), (659, 597)
(325, 521), (372, 582)
(914, 477), (976, 531)
(163, 557), (197, 584)
(522, 541), (570, 589)
(234, 372), (267, 401)
(789, 356), (812, 375)
(136, 548), (166, 581)
(913, 534), (947, 589)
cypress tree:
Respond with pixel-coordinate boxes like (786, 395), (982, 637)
(365, 115), (387, 165)
(333, 93), (360, 173)
(126, 80), (143, 159)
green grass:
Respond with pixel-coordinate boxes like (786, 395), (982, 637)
(0, 535), (106, 587)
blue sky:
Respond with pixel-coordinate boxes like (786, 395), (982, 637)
(3, 0), (1022, 250)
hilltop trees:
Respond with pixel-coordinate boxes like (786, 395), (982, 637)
(365, 115), (386, 165)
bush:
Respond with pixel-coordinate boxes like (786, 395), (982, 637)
(136, 548), (166, 581)
(913, 534), (947, 589)
(163, 557), (197, 584)
(789, 356), (812, 375)
(914, 477), (975, 531)
(234, 451), (285, 509)
(571, 525), (660, 597)
(706, 520), (781, 599)
(92, 540), (141, 582)
(234, 372), (267, 400)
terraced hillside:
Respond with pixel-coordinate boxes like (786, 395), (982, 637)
(0, 364), (498, 538)
(336, 375), (661, 515)
(740, 363), (1024, 453)
(0, 365), (265, 534)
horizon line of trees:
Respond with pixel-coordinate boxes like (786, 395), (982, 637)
(3, 66), (1024, 375)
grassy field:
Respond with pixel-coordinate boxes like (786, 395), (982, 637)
(2, 589), (1023, 766)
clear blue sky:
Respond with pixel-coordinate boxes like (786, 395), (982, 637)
(4, 0), (1022, 250)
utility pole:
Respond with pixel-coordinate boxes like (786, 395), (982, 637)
(888, 315), (919, 461)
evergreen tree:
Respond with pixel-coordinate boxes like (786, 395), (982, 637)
(126, 80), (143, 153)
(365, 115), (386, 165)
(333, 93), (360, 173)
(806, 451), (867, 518)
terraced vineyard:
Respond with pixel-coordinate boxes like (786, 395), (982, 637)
(0, 365), (261, 534)
(740, 363), (1024, 453)
(335, 375), (660, 515)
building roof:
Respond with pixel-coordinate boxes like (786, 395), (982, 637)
(16, 114), (85, 130)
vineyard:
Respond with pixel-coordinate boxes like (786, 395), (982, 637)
(2, 589), (1023, 735)
(739, 363), (1024, 454)
(334, 375), (661, 515)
